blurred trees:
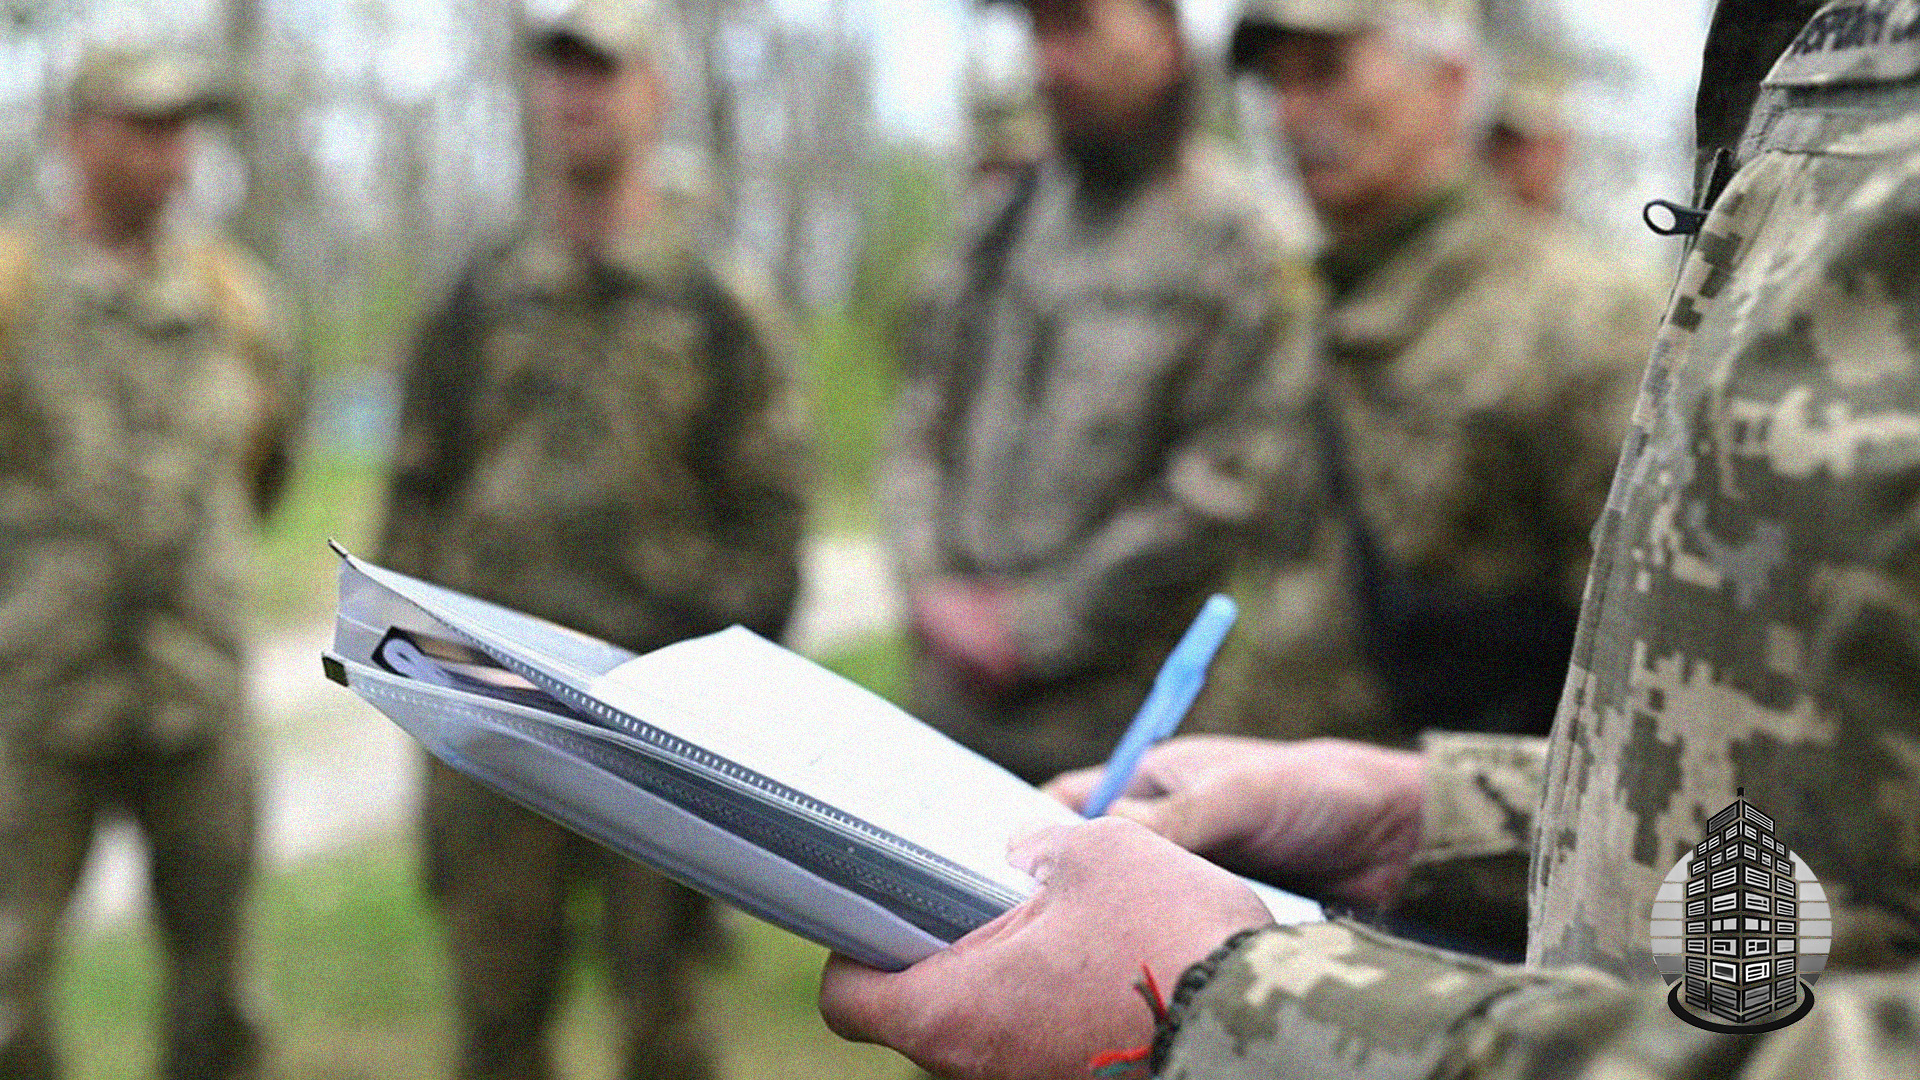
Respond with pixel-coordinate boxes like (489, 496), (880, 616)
(0, 0), (897, 377)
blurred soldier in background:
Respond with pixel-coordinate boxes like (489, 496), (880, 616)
(376, 1), (809, 1077)
(964, 73), (1051, 187)
(880, 0), (1318, 785)
(0, 45), (303, 1080)
(1215, 0), (1660, 955)
(1483, 50), (1573, 211)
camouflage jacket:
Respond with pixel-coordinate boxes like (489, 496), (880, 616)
(1220, 183), (1660, 749)
(0, 213), (302, 756)
(377, 215), (808, 654)
(1158, 8), (1920, 1077)
(879, 136), (1319, 779)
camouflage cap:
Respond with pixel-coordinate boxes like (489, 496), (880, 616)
(1230, 0), (1477, 68)
(68, 45), (227, 119)
(1490, 53), (1569, 136)
(526, 0), (667, 65)
(972, 97), (1051, 168)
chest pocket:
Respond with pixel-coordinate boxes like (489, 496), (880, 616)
(1014, 279), (1211, 457)
(32, 283), (257, 507)
(465, 296), (713, 516)
(122, 289), (258, 461)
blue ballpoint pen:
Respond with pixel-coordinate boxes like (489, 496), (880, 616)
(1082, 594), (1238, 817)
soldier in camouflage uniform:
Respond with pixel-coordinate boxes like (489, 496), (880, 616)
(377, 3), (807, 1079)
(817, 1), (1920, 1077)
(1212, 0), (1661, 768)
(880, 0), (1318, 785)
(0, 47), (302, 1080)
(1481, 49), (1573, 213)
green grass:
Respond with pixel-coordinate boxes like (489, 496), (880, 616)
(816, 629), (909, 706)
(53, 839), (913, 1080)
(249, 448), (386, 628)
(800, 309), (898, 535)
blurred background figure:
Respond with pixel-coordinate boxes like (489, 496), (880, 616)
(963, 75), (1052, 187)
(879, 0), (1317, 786)
(0, 44), (303, 1080)
(1217, 0), (1660, 956)
(374, 1), (809, 1078)
(1483, 45), (1574, 211)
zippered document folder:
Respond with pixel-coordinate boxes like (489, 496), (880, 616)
(322, 547), (1320, 971)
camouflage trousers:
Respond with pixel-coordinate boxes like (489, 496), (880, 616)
(0, 730), (260, 1080)
(422, 760), (724, 1080)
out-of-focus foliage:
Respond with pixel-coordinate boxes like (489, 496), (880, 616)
(805, 142), (955, 531)
(845, 142), (956, 331)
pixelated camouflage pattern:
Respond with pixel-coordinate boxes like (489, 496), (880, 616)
(1530, 62), (1920, 985)
(880, 136), (1320, 783)
(1159, 3), (1920, 1074)
(1218, 186), (1658, 746)
(1384, 732), (1547, 958)
(1165, 919), (1920, 1079)
(0, 211), (300, 1079)
(378, 211), (806, 1080)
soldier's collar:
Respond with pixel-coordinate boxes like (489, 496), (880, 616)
(1317, 183), (1467, 303)
(52, 213), (204, 312)
(1316, 180), (1526, 360)
(508, 212), (697, 295)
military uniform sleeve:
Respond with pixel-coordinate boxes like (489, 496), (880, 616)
(200, 240), (307, 519)
(1386, 733), (1547, 959)
(1004, 258), (1321, 681)
(657, 263), (810, 641)
(1158, 921), (1919, 1079)
(376, 261), (486, 580)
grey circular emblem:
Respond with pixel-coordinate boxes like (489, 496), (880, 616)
(1650, 792), (1830, 1032)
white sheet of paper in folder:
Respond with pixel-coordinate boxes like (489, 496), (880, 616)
(590, 628), (1083, 905)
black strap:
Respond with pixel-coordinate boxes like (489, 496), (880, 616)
(1312, 394), (1578, 737)
(933, 165), (1042, 478)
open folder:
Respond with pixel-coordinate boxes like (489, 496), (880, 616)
(322, 547), (1321, 971)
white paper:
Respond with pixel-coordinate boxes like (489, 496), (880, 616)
(590, 627), (1082, 901)
(589, 627), (1322, 926)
